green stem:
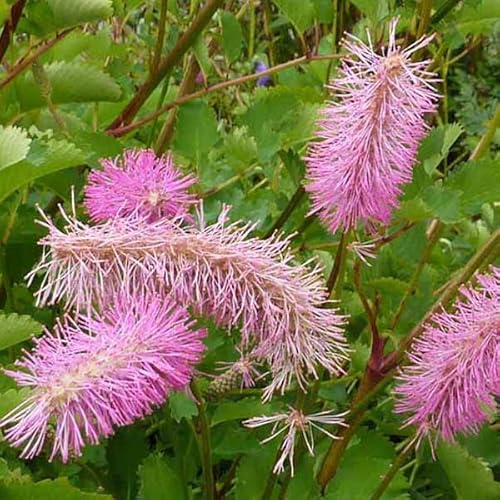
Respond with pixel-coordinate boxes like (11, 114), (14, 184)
(416, 0), (433, 39)
(107, 0), (224, 129)
(151, 0), (169, 73)
(326, 231), (349, 298)
(370, 441), (415, 500)
(471, 104), (500, 160)
(262, 0), (276, 66)
(191, 380), (215, 500)
(390, 222), (444, 331)
(264, 186), (305, 239)
(430, 0), (461, 25)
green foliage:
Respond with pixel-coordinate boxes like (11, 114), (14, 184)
(138, 454), (185, 500)
(0, 126), (31, 171)
(220, 12), (243, 63)
(274, 0), (315, 33)
(0, 312), (43, 351)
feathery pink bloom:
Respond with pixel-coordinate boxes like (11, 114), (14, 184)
(394, 267), (499, 449)
(305, 19), (439, 233)
(27, 206), (349, 400)
(0, 292), (205, 462)
(244, 407), (348, 475)
(84, 149), (197, 222)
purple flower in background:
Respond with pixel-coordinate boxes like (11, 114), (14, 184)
(394, 267), (499, 450)
(305, 19), (439, 233)
(84, 149), (197, 223)
(255, 60), (272, 87)
(0, 292), (205, 462)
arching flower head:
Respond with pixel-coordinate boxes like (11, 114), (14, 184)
(0, 292), (206, 462)
(244, 407), (348, 476)
(27, 205), (349, 400)
(394, 267), (499, 450)
(84, 149), (197, 222)
(305, 18), (439, 233)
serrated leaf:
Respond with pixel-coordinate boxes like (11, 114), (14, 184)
(48, 0), (113, 30)
(221, 11), (243, 63)
(138, 454), (185, 500)
(462, 426), (500, 467)
(422, 185), (463, 223)
(0, 137), (86, 204)
(421, 123), (463, 175)
(0, 126), (32, 172)
(14, 61), (121, 111)
(168, 392), (198, 422)
(0, 313), (43, 351)
(396, 198), (433, 222)
(211, 398), (273, 427)
(446, 159), (500, 215)
(0, 476), (111, 499)
(173, 101), (219, 162)
(438, 441), (500, 500)
(274, 0), (315, 33)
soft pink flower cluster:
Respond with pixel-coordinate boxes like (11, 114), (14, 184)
(305, 19), (439, 233)
(394, 267), (499, 449)
(1, 148), (348, 462)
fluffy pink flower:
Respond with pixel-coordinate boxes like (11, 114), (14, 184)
(84, 149), (197, 222)
(244, 407), (348, 475)
(305, 19), (439, 233)
(0, 292), (205, 462)
(27, 206), (349, 400)
(394, 267), (499, 448)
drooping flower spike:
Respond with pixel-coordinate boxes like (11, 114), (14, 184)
(27, 205), (349, 400)
(244, 407), (348, 476)
(394, 267), (499, 450)
(84, 149), (197, 223)
(305, 18), (439, 233)
(0, 291), (205, 462)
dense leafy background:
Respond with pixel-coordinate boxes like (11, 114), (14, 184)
(0, 0), (498, 498)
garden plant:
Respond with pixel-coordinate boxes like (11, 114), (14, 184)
(0, 0), (498, 499)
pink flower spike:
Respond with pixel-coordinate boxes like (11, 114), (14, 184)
(305, 18), (439, 233)
(0, 292), (206, 462)
(394, 267), (500, 449)
(244, 407), (348, 476)
(84, 149), (197, 223)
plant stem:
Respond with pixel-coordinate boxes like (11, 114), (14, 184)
(191, 380), (215, 500)
(471, 104), (500, 160)
(0, 0), (26, 63)
(107, 0), (224, 129)
(264, 186), (305, 238)
(390, 222), (443, 331)
(416, 0), (433, 39)
(151, 0), (169, 73)
(0, 29), (73, 89)
(262, 0), (276, 66)
(430, 0), (460, 25)
(326, 231), (348, 297)
(370, 442), (415, 500)
(107, 54), (341, 137)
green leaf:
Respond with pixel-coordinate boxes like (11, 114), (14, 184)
(422, 185), (463, 224)
(420, 123), (463, 175)
(0, 136), (86, 204)
(325, 430), (409, 499)
(173, 101), (219, 162)
(0, 126), (32, 172)
(0, 1), (9, 26)
(0, 313), (43, 351)
(313, 0), (334, 23)
(274, 0), (315, 33)
(0, 388), (32, 419)
(235, 441), (279, 500)
(138, 454), (185, 500)
(395, 198), (433, 222)
(0, 476), (111, 499)
(168, 392), (198, 422)
(48, 0), (113, 30)
(438, 441), (500, 500)
(211, 398), (273, 427)
(462, 426), (500, 467)
(14, 62), (121, 111)
(456, 0), (500, 35)
(220, 11), (243, 63)
(446, 159), (500, 215)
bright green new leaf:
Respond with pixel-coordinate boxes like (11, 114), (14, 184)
(138, 454), (185, 500)
(48, 0), (113, 30)
(0, 313), (43, 351)
(0, 126), (32, 172)
(438, 441), (500, 500)
(169, 391), (198, 422)
(14, 62), (121, 111)
(221, 11), (243, 63)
